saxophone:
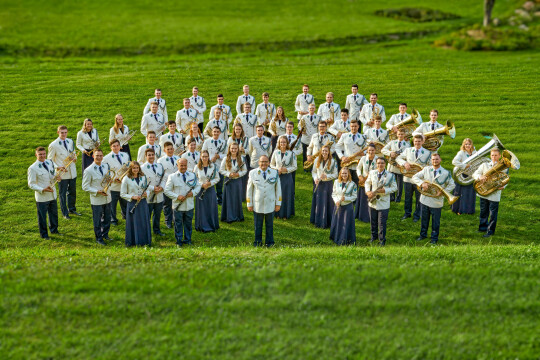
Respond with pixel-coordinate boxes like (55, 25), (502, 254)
(473, 150), (520, 196)
(303, 141), (334, 169)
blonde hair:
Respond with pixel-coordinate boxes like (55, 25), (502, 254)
(126, 161), (145, 179)
(339, 167), (352, 183)
(225, 143), (244, 171)
(81, 118), (93, 133)
(197, 150), (211, 170)
(277, 136), (290, 151)
(460, 138), (474, 153)
(232, 124), (245, 140)
(113, 114), (123, 134)
(316, 145), (333, 170)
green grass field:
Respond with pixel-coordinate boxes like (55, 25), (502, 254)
(1, 0), (539, 358)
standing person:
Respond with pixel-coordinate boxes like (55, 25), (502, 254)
(164, 158), (201, 247)
(137, 131), (161, 163)
(204, 107), (229, 141)
(268, 106), (288, 152)
(365, 158), (397, 246)
(185, 122), (205, 152)
(386, 103), (411, 135)
(317, 92), (341, 126)
(81, 149), (112, 245)
(298, 103), (321, 171)
(220, 142), (247, 223)
(48, 125), (80, 219)
(310, 146), (338, 228)
(181, 138), (201, 171)
(335, 120), (366, 185)
(381, 128), (410, 202)
(236, 84), (256, 116)
(175, 98), (199, 135)
(209, 94), (233, 126)
(234, 102), (258, 139)
(248, 125), (273, 169)
(159, 121), (184, 155)
(141, 102), (166, 140)
(121, 162), (153, 247)
(330, 167), (358, 246)
(228, 123), (250, 199)
(157, 142), (180, 229)
(396, 134), (432, 222)
(355, 144), (378, 223)
(328, 108), (351, 141)
(451, 138), (477, 215)
(76, 118), (100, 173)
(247, 155), (282, 247)
(359, 93), (386, 130)
(142, 148), (166, 237)
(102, 139), (130, 226)
(294, 84), (315, 122)
(306, 121), (336, 166)
(270, 136), (297, 219)
(473, 148), (509, 238)
(363, 115), (389, 145)
(412, 153), (455, 245)
(144, 88), (168, 121)
(412, 109), (444, 149)
(345, 84), (368, 131)
(28, 147), (60, 240)
(193, 151), (220, 233)
(255, 92), (276, 131)
(283, 121), (303, 191)
(202, 127), (227, 205)
(109, 114), (133, 160)
(190, 86), (207, 132)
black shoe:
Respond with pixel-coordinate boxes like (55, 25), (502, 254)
(483, 233), (492, 238)
(111, 221), (118, 226)
(96, 239), (106, 245)
(154, 231), (165, 236)
(103, 236), (113, 241)
(430, 240), (439, 245)
(379, 240), (386, 246)
(416, 236), (427, 241)
(63, 215), (71, 220)
(69, 211), (82, 216)
(51, 231), (63, 236)
(401, 215), (411, 220)
(166, 224), (173, 229)
(42, 236), (50, 240)
(413, 218), (419, 223)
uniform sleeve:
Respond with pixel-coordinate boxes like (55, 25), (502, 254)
(140, 115), (148, 137)
(120, 177), (132, 202)
(47, 143), (61, 168)
(209, 168), (220, 186)
(381, 141), (392, 157)
(331, 181), (340, 203)
(219, 159), (230, 177)
(238, 159), (248, 177)
(236, 97), (242, 116)
(76, 132), (85, 152)
(472, 164), (485, 181)
(380, 106), (386, 122)
(288, 154), (297, 173)
(82, 170), (98, 196)
(345, 96), (351, 111)
(274, 175), (282, 206)
(327, 161), (338, 181)
(269, 152), (278, 170)
(411, 168), (426, 186)
(445, 174), (456, 193)
(307, 136), (314, 156)
(27, 167), (44, 193)
(202, 140), (209, 152)
(294, 95), (301, 112)
(317, 104), (323, 117)
(163, 102), (168, 122)
(396, 150), (407, 166)
(364, 172), (373, 191)
(246, 171), (254, 208)
(452, 151), (466, 168)
(164, 175), (178, 200)
(312, 163), (319, 181)
(385, 174), (398, 195)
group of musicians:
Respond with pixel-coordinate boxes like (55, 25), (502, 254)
(28, 85), (513, 247)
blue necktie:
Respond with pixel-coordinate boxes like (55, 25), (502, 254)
(170, 157), (174, 166)
(151, 164), (156, 173)
(263, 172), (266, 180)
(99, 165), (103, 175)
(116, 154), (122, 164)
(63, 140), (68, 150)
(42, 162), (49, 171)
(182, 173), (186, 182)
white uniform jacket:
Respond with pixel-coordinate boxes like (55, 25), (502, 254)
(28, 160), (57, 202)
(184, 134), (205, 152)
(317, 102), (341, 123)
(81, 162), (112, 205)
(268, 118), (287, 137)
(102, 151), (130, 192)
(345, 93), (368, 120)
(335, 132), (367, 171)
(109, 125), (131, 146)
(202, 138), (227, 168)
(396, 147), (432, 183)
(144, 97), (168, 121)
(228, 136), (250, 156)
(204, 118), (229, 141)
(48, 137), (77, 180)
(452, 150), (478, 170)
(137, 143), (162, 163)
(157, 155), (180, 183)
(381, 140), (411, 174)
(299, 113), (321, 146)
(236, 94), (256, 115)
(165, 170), (201, 212)
(364, 127), (389, 144)
(219, 156), (248, 178)
(356, 155), (379, 180)
(141, 112), (166, 139)
(235, 113), (259, 139)
(412, 166), (455, 208)
(193, 164), (220, 188)
(328, 119), (351, 137)
(248, 135), (272, 168)
(365, 169), (398, 210)
(270, 150), (297, 174)
(189, 96), (206, 123)
(281, 134), (302, 156)
(332, 180), (358, 206)
(247, 168), (282, 214)
(181, 151), (200, 172)
(472, 161), (508, 202)
(295, 93), (315, 120)
(412, 121), (445, 147)
(386, 113), (411, 130)
(175, 108), (199, 134)
(76, 129), (99, 152)
(359, 103), (386, 128)
(142, 161), (166, 204)
(159, 132), (184, 152)
(307, 132), (336, 156)
(255, 103), (276, 124)
(120, 175), (153, 202)
(209, 104), (233, 124)
(312, 158), (338, 182)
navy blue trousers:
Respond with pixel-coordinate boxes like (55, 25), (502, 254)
(254, 212), (274, 247)
(148, 201), (164, 234)
(404, 181), (421, 220)
(36, 200), (59, 238)
(163, 196), (173, 227)
(110, 191), (127, 224)
(91, 203), (111, 241)
(479, 198), (499, 235)
(369, 207), (389, 245)
(390, 173), (404, 202)
(58, 178), (77, 216)
(215, 173), (224, 205)
(420, 203), (441, 243)
(174, 209), (194, 245)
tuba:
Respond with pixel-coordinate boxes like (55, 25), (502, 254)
(474, 150), (520, 197)
(100, 169), (116, 193)
(303, 141), (334, 169)
(389, 108), (422, 141)
(417, 181), (460, 205)
(423, 120), (456, 151)
(453, 135), (504, 186)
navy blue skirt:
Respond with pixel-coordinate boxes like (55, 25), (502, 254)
(242, 155), (250, 202)
(310, 180), (334, 229)
(276, 173), (294, 219)
(121, 144), (132, 160)
(82, 151), (93, 173)
(125, 199), (152, 247)
(195, 186), (220, 232)
(354, 186), (370, 223)
(452, 183), (476, 214)
(221, 177), (244, 223)
(330, 202), (356, 245)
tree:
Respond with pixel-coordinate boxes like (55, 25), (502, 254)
(484, 0), (496, 26)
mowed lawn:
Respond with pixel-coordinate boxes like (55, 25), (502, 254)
(1, 0), (540, 358)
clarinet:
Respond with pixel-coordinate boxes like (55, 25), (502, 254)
(175, 185), (196, 211)
(129, 180), (150, 214)
(150, 169), (166, 203)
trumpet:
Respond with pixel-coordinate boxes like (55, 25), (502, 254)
(417, 181), (460, 205)
(120, 130), (137, 147)
(52, 150), (80, 185)
(474, 149), (520, 197)
(453, 135), (504, 186)
(62, 150), (79, 167)
(88, 137), (106, 155)
(389, 108), (422, 141)
(100, 169), (116, 193)
(303, 141), (334, 169)
(423, 120), (456, 151)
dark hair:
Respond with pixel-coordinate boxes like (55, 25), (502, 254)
(147, 131), (156, 136)
(93, 148), (103, 155)
(36, 146), (46, 153)
(430, 109), (439, 115)
(168, 120), (176, 126)
(217, 94), (224, 98)
(163, 141), (174, 149)
(145, 148), (156, 156)
(399, 103), (407, 107)
(352, 84), (358, 88)
(155, 88), (161, 92)
(370, 93), (378, 97)
(341, 108), (349, 114)
(109, 139), (120, 146)
(376, 157), (387, 163)
(318, 121), (327, 127)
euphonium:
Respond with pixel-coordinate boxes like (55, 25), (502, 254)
(473, 150), (519, 197)
(423, 120), (456, 151)
(417, 181), (460, 205)
(53, 150), (80, 185)
(303, 141), (334, 169)
(398, 160), (424, 177)
(389, 108), (422, 141)
(100, 169), (116, 193)
(452, 135), (504, 186)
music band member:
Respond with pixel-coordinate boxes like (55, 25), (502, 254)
(236, 84), (256, 116)
(209, 94), (233, 125)
(228, 124), (250, 200)
(412, 153), (455, 245)
(185, 122), (204, 152)
(330, 167), (358, 245)
(299, 103), (320, 171)
(295, 84), (315, 121)
(204, 107), (229, 141)
(365, 157), (397, 246)
(190, 86), (206, 132)
(317, 92), (341, 125)
(137, 131), (161, 163)
(255, 92), (276, 130)
(103, 139), (130, 225)
(141, 102), (166, 140)
(396, 134), (432, 222)
(247, 155), (282, 247)
(121, 162), (153, 247)
(270, 136), (297, 219)
(248, 124), (272, 170)
(386, 103), (410, 134)
(473, 148), (507, 238)
(143, 148), (166, 236)
(355, 144), (378, 223)
(452, 138), (477, 215)
(345, 84), (368, 129)
(307, 121), (336, 165)
(28, 146), (60, 239)
(157, 142), (180, 229)
(359, 93), (386, 129)
(364, 115), (389, 145)
(160, 121), (184, 154)
(176, 98), (199, 135)
(144, 88), (168, 121)
(82, 148), (112, 245)
(328, 108), (351, 140)
(381, 128), (410, 202)
(335, 120), (366, 185)
(181, 138), (200, 171)
(268, 106), (288, 152)
(220, 142), (247, 223)
(194, 150), (220, 233)
(76, 118), (100, 173)
(202, 127), (227, 205)
(412, 109), (444, 148)
(311, 145), (338, 228)
(109, 114), (132, 160)
(235, 102), (258, 139)
(48, 125), (80, 219)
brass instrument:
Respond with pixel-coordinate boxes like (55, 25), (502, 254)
(303, 141), (334, 169)
(399, 163), (423, 178)
(180, 119), (195, 135)
(51, 150), (80, 186)
(452, 135), (504, 186)
(62, 150), (78, 167)
(417, 181), (460, 205)
(341, 141), (385, 167)
(389, 108), (422, 141)
(299, 118), (306, 132)
(101, 169), (116, 193)
(388, 146), (407, 167)
(88, 137), (106, 155)
(329, 105), (335, 125)
(423, 120), (456, 151)
(358, 175), (367, 187)
(473, 150), (519, 197)
(270, 118), (278, 136)
(368, 184), (385, 204)
(367, 106), (380, 127)
(112, 163), (130, 184)
(157, 123), (167, 137)
(120, 130), (137, 147)
(174, 148), (186, 157)
(289, 127), (305, 151)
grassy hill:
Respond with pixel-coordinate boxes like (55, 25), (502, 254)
(0, 0), (539, 358)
